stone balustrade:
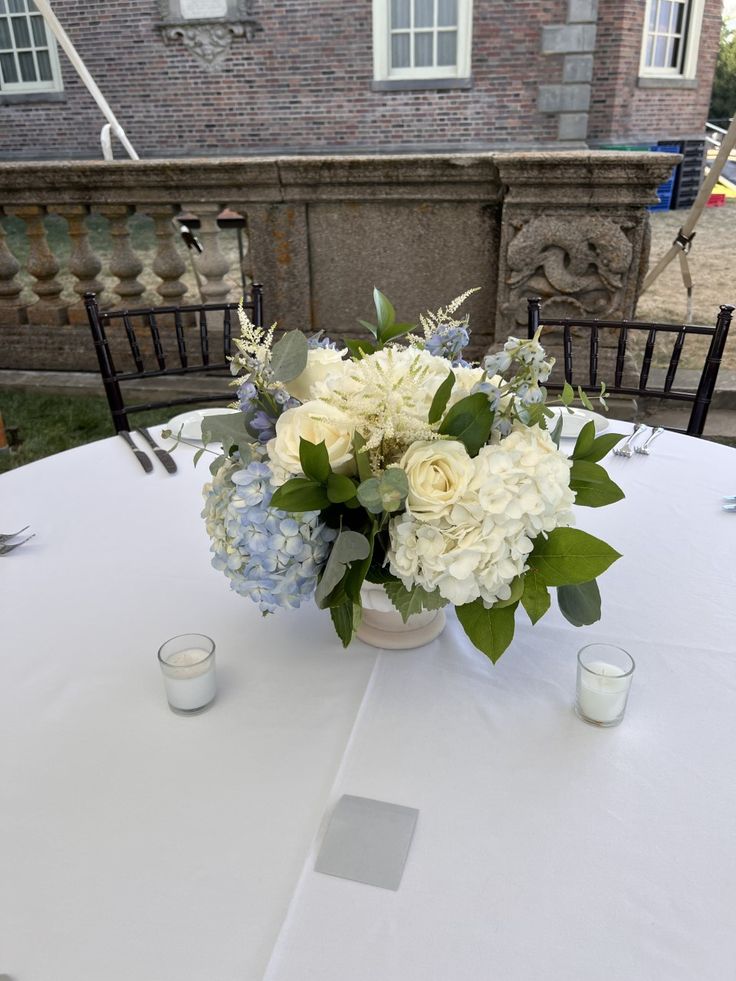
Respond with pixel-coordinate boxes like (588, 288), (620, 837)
(0, 152), (677, 372)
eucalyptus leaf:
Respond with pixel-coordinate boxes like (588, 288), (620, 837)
(201, 412), (251, 452)
(357, 477), (384, 514)
(456, 599), (519, 663)
(383, 580), (448, 623)
(438, 393), (493, 457)
(520, 569), (550, 625)
(557, 579), (601, 627)
(428, 369), (456, 425)
(577, 386), (595, 411)
(379, 467), (409, 512)
(269, 330), (308, 382)
(193, 447), (205, 467)
(238, 442), (254, 465)
(209, 454), (226, 476)
(315, 530), (371, 607)
(549, 413), (563, 448)
(269, 477), (329, 513)
(569, 460), (625, 508)
(561, 381), (575, 406)
(529, 528), (621, 587)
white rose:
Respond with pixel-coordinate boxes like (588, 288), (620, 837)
(268, 399), (356, 477)
(400, 440), (475, 520)
(285, 347), (349, 402)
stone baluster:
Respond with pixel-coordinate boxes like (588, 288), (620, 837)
(7, 205), (67, 325)
(0, 209), (26, 325)
(148, 205), (189, 305)
(56, 205), (104, 324)
(97, 205), (144, 304)
(183, 202), (232, 304)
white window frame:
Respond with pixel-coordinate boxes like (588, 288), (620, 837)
(372, 0), (473, 83)
(639, 0), (705, 80)
(0, 1), (63, 94)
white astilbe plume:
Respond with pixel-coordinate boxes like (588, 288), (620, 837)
(230, 303), (277, 383)
(417, 286), (481, 342)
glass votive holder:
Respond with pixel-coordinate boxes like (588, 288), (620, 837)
(575, 643), (635, 728)
(157, 633), (216, 715)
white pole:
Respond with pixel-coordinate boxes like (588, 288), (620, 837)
(32, 0), (139, 161)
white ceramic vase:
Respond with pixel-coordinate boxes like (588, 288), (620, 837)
(356, 581), (446, 650)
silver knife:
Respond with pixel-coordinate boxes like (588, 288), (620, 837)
(136, 426), (178, 474)
(119, 431), (152, 473)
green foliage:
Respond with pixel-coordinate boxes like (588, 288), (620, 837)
(428, 369), (456, 424)
(520, 569), (551, 625)
(269, 330), (308, 382)
(330, 599), (362, 647)
(200, 412), (252, 455)
(710, 23), (736, 123)
(357, 468), (408, 514)
(570, 421), (624, 463)
(315, 530), (371, 607)
(299, 437), (330, 483)
(269, 477), (330, 512)
(557, 580), (602, 627)
(355, 288), (415, 349)
(383, 580), (448, 623)
(569, 459), (625, 508)
(326, 473), (358, 503)
(437, 393), (493, 456)
(529, 528), (621, 586)
(456, 599), (519, 663)
(352, 431), (373, 481)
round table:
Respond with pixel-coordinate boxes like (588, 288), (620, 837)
(2, 425), (735, 980)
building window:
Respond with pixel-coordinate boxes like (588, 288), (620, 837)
(0, 0), (62, 94)
(639, 0), (704, 79)
(373, 0), (473, 84)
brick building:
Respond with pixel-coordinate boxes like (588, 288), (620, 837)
(0, 0), (721, 160)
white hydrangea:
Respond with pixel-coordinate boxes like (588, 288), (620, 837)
(387, 426), (575, 607)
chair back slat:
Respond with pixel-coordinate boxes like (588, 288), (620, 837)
(123, 313), (145, 373)
(589, 323), (599, 387)
(638, 327), (656, 391)
(84, 289), (264, 433)
(200, 309), (210, 366)
(663, 328), (686, 393)
(614, 326), (627, 388)
(563, 324), (573, 381)
(148, 312), (166, 371)
(526, 295), (733, 438)
(174, 309), (188, 368)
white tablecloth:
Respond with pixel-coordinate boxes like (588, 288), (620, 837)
(2, 426), (736, 980)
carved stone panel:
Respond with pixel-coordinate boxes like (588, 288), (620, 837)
(158, 0), (260, 69)
(496, 209), (650, 335)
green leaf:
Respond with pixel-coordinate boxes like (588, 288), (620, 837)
(299, 437), (331, 484)
(379, 467), (408, 512)
(529, 528), (621, 587)
(326, 473), (357, 503)
(353, 431), (373, 482)
(576, 432), (625, 463)
(269, 330), (308, 382)
(557, 579), (602, 627)
(383, 580), (448, 623)
(577, 386), (595, 411)
(456, 599), (519, 663)
(492, 575), (524, 608)
(238, 442), (254, 465)
(346, 337), (377, 358)
(549, 413), (563, 448)
(571, 420), (596, 460)
(356, 477), (384, 514)
(365, 564), (400, 585)
(428, 369), (456, 425)
(373, 287), (396, 331)
(569, 460), (625, 508)
(438, 393), (493, 457)
(200, 412), (251, 453)
(344, 524), (376, 602)
(379, 322), (415, 344)
(269, 477), (330, 513)
(315, 530), (371, 607)
(520, 569), (551, 625)
(193, 447), (205, 467)
(209, 453), (226, 475)
(561, 381), (575, 406)
(330, 599), (362, 648)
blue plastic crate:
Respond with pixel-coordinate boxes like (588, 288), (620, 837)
(649, 143), (680, 211)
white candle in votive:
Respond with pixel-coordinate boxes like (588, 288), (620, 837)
(162, 648), (216, 711)
(577, 660), (629, 724)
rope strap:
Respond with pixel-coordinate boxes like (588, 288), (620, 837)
(674, 228), (696, 254)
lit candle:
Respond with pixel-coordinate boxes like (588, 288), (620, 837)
(158, 634), (216, 714)
(575, 645), (634, 727)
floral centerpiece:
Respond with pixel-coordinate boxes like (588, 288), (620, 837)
(186, 289), (624, 663)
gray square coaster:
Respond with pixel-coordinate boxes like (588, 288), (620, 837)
(315, 794), (419, 891)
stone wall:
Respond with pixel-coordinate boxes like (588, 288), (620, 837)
(0, 151), (676, 372)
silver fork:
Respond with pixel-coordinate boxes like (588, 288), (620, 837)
(0, 525), (30, 543)
(634, 427), (664, 455)
(0, 533), (35, 555)
(613, 423), (646, 458)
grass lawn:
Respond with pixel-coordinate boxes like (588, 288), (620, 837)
(0, 390), (182, 473)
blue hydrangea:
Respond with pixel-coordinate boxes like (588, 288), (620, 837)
(307, 332), (338, 350)
(424, 323), (471, 366)
(202, 453), (336, 614)
(237, 379), (299, 442)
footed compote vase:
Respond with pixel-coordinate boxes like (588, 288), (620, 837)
(356, 581), (446, 650)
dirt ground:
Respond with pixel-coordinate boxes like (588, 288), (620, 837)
(635, 202), (736, 371)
